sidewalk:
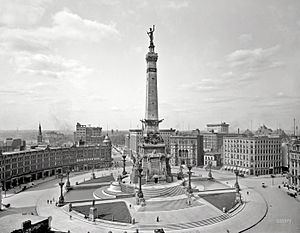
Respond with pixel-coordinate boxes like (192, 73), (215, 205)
(2, 176), (58, 199)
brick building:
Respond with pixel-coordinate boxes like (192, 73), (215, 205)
(170, 134), (204, 166)
(0, 137), (111, 189)
(74, 122), (103, 145)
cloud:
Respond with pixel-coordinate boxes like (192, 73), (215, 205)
(0, 0), (48, 27)
(179, 78), (227, 92)
(0, 9), (118, 78)
(0, 9), (119, 47)
(166, 1), (189, 9)
(226, 45), (283, 72)
(13, 52), (92, 78)
(181, 45), (284, 93)
(238, 33), (253, 45)
(49, 9), (119, 41)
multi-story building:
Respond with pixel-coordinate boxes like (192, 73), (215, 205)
(170, 134), (204, 166)
(74, 122), (103, 145)
(0, 136), (112, 189)
(288, 138), (300, 190)
(201, 132), (225, 152)
(204, 152), (221, 167)
(206, 122), (229, 134)
(223, 136), (282, 176)
(159, 128), (176, 153)
(0, 138), (26, 152)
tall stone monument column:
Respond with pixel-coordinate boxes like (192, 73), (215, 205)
(143, 25), (163, 135)
(131, 26), (173, 184)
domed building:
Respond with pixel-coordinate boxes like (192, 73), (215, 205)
(103, 135), (111, 146)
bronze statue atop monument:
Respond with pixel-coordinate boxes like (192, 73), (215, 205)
(147, 25), (155, 46)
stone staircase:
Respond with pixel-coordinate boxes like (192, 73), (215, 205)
(142, 185), (186, 199)
(138, 198), (203, 212)
(137, 213), (231, 231)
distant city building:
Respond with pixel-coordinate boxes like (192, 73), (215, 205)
(201, 131), (239, 153)
(44, 131), (66, 147)
(206, 122), (229, 134)
(170, 134), (204, 166)
(0, 136), (112, 189)
(0, 138), (26, 152)
(201, 132), (225, 152)
(158, 128), (176, 153)
(288, 137), (300, 190)
(74, 122), (103, 145)
(255, 125), (273, 136)
(223, 135), (282, 176)
(204, 152), (221, 167)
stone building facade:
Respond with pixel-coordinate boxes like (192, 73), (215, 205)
(74, 122), (103, 145)
(223, 136), (282, 175)
(206, 122), (229, 134)
(170, 135), (204, 166)
(288, 138), (300, 190)
(0, 139), (112, 189)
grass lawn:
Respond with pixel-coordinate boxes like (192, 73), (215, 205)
(200, 192), (236, 211)
(73, 201), (131, 223)
(64, 188), (95, 202)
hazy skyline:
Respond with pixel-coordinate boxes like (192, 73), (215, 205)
(0, 0), (300, 132)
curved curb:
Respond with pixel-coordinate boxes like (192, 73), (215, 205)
(238, 189), (269, 233)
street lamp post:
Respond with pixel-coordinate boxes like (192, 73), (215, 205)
(0, 183), (2, 210)
(234, 166), (240, 192)
(208, 161), (213, 179)
(122, 153), (127, 176)
(187, 160), (193, 194)
(65, 169), (71, 191)
(58, 174), (65, 206)
(137, 162), (144, 199)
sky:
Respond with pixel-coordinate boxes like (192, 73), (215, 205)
(0, 0), (300, 132)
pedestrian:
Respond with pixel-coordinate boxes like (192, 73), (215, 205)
(47, 200), (49, 204)
(247, 191), (249, 195)
(70, 215), (72, 220)
(156, 216), (159, 222)
(50, 200), (52, 204)
(129, 204), (131, 208)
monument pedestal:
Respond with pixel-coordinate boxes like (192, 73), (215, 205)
(89, 207), (98, 221)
